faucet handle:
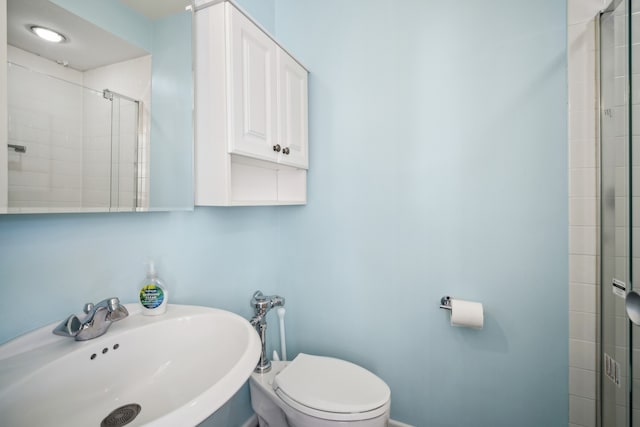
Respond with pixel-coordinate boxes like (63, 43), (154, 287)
(83, 303), (94, 314)
(106, 297), (121, 311)
(84, 297), (122, 314)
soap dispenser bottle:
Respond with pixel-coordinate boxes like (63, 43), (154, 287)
(139, 261), (168, 315)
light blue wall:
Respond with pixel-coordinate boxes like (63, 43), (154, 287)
(0, 0), (568, 426)
(232, 0), (276, 34)
(50, 0), (194, 209)
(0, 208), (282, 339)
(0, 208), (280, 426)
(274, 0), (568, 426)
(150, 11), (194, 209)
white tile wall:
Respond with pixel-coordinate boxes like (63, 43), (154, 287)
(571, 395), (597, 427)
(7, 46), (84, 212)
(568, 1), (607, 426)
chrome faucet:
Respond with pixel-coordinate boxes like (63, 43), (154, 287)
(249, 291), (285, 373)
(53, 297), (129, 341)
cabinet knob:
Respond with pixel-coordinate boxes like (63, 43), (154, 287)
(273, 144), (281, 152)
(283, 147), (290, 155)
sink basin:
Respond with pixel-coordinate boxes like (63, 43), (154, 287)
(0, 304), (261, 426)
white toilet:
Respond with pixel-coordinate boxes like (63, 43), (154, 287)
(250, 353), (391, 427)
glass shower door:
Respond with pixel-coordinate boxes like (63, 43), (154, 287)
(600, 0), (631, 425)
(104, 89), (140, 211)
(631, 0), (640, 422)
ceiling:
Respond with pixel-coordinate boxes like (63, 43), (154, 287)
(7, 0), (152, 71)
(120, 0), (192, 21)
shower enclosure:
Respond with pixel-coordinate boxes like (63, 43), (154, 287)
(600, 0), (640, 425)
(6, 62), (144, 212)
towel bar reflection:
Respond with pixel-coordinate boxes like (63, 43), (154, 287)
(8, 144), (26, 153)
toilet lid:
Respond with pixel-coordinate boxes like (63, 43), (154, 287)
(273, 353), (390, 420)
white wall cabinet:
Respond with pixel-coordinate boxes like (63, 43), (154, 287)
(277, 49), (308, 169)
(195, 1), (308, 206)
(227, 6), (277, 163)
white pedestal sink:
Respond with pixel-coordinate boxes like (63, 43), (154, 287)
(0, 304), (261, 426)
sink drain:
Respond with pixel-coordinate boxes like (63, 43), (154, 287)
(101, 403), (141, 427)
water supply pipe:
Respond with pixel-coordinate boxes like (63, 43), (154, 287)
(277, 307), (287, 361)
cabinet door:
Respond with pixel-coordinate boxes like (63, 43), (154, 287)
(277, 48), (308, 169)
(227, 5), (278, 162)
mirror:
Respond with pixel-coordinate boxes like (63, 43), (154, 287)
(3, 0), (193, 213)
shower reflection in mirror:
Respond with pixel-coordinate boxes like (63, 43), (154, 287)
(7, 56), (149, 213)
(6, 0), (152, 213)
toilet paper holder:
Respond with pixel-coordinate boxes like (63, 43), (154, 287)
(439, 295), (484, 329)
(440, 296), (452, 310)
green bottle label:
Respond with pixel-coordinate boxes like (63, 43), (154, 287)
(140, 284), (165, 309)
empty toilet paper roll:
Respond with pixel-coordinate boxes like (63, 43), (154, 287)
(450, 299), (484, 329)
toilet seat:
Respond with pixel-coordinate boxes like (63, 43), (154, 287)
(272, 353), (390, 422)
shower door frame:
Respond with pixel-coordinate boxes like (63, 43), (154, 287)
(103, 88), (142, 211)
(599, 0), (634, 425)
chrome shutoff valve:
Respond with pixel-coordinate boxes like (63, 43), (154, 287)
(249, 291), (285, 373)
